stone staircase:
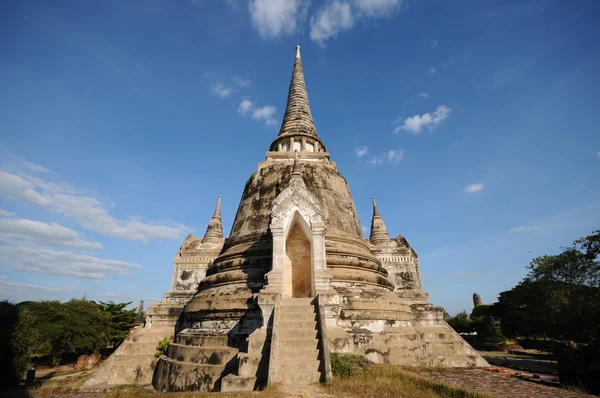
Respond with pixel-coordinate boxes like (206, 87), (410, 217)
(272, 297), (324, 386)
(153, 332), (240, 392)
(83, 326), (173, 389)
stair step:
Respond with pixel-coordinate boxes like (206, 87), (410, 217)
(277, 371), (321, 385)
(278, 337), (320, 348)
(278, 348), (320, 362)
(278, 359), (321, 373)
(280, 311), (316, 321)
(167, 344), (238, 365)
(281, 298), (314, 306)
(220, 374), (257, 392)
(279, 320), (317, 330)
(278, 329), (318, 340)
(280, 306), (315, 315)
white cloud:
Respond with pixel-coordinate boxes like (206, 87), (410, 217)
(252, 105), (277, 126)
(595, 151), (600, 159)
(387, 149), (403, 163)
(394, 105), (452, 134)
(367, 149), (403, 165)
(430, 39), (438, 49)
(417, 92), (429, 98)
(310, 1), (355, 46)
(23, 161), (50, 173)
(212, 83), (234, 98)
(0, 168), (187, 243)
(0, 217), (102, 250)
(0, 275), (72, 300)
(249, 0), (309, 38)
(0, 170), (52, 207)
(429, 67), (437, 74)
(508, 225), (542, 233)
(367, 156), (384, 165)
(0, 209), (16, 218)
(233, 76), (251, 87)
(464, 183), (485, 193)
(0, 245), (142, 279)
(238, 99), (277, 126)
(353, 0), (404, 17)
(355, 146), (368, 157)
(238, 99), (253, 114)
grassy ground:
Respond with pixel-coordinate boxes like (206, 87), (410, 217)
(324, 365), (491, 398)
(25, 363), (489, 398)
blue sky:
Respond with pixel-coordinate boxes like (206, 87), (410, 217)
(1, 0), (599, 314)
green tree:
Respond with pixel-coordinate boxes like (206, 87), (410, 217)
(99, 301), (137, 348)
(446, 311), (473, 334)
(22, 299), (109, 365)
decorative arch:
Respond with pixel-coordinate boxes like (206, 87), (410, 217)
(265, 175), (331, 297)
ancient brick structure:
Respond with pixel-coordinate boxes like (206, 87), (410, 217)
(89, 46), (488, 392)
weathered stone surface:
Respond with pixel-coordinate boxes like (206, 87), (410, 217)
(473, 292), (483, 308)
(76, 353), (101, 369)
(119, 46), (490, 392)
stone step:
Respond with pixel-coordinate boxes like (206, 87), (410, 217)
(220, 374), (257, 392)
(276, 371), (321, 386)
(175, 334), (229, 347)
(129, 329), (172, 343)
(278, 338), (320, 349)
(280, 305), (315, 315)
(280, 311), (316, 322)
(167, 343), (238, 365)
(278, 359), (321, 374)
(281, 297), (314, 306)
(278, 348), (320, 362)
(278, 329), (318, 340)
(278, 320), (317, 330)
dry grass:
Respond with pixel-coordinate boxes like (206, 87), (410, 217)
(105, 385), (284, 398)
(29, 374), (91, 396)
(324, 365), (491, 398)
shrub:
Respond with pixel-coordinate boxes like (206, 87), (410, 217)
(330, 353), (369, 378)
(155, 337), (170, 358)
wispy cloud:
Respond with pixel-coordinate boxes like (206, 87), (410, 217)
(429, 67), (437, 74)
(430, 39), (439, 49)
(310, 0), (405, 46)
(238, 99), (277, 126)
(0, 217), (102, 250)
(0, 209), (16, 218)
(233, 76), (251, 88)
(595, 151), (600, 159)
(417, 92), (429, 98)
(103, 291), (161, 303)
(464, 183), (485, 193)
(212, 83), (234, 98)
(0, 162), (188, 243)
(23, 161), (50, 173)
(508, 225), (543, 233)
(0, 245), (142, 279)
(355, 146), (368, 157)
(394, 105), (452, 134)
(249, 0), (310, 38)
(310, 1), (354, 46)
(0, 275), (73, 300)
(367, 149), (404, 165)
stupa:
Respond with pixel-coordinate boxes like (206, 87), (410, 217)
(152, 46), (487, 393)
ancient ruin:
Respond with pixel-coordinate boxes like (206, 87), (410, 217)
(87, 45), (487, 392)
(473, 293), (484, 308)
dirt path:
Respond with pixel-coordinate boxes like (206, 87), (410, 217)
(423, 369), (592, 398)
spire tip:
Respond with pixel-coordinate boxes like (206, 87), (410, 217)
(295, 45), (301, 59)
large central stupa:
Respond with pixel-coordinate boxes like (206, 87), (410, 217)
(149, 46), (487, 392)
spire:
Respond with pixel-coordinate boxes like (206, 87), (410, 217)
(202, 196), (224, 243)
(269, 46), (326, 153)
(133, 300), (145, 326)
(370, 196), (391, 245)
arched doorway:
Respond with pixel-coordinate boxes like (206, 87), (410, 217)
(284, 212), (313, 298)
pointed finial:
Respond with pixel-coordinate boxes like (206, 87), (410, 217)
(372, 196), (379, 216)
(296, 45), (301, 59)
(213, 195), (222, 218)
(82, 290), (87, 301)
